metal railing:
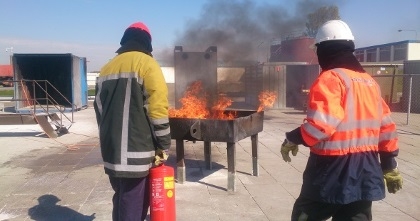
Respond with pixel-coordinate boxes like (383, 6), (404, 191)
(0, 79), (75, 130)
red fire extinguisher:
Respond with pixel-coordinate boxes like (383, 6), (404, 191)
(150, 164), (176, 221)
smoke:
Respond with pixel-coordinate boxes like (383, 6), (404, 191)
(167, 0), (339, 65)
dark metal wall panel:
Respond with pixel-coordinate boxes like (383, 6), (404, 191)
(305, 65), (320, 88)
(284, 64), (319, 109)
(285, 65), (307, 108)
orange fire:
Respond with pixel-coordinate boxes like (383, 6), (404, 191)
(210, 95), (236, 119)
(169, 81), (277, 119)
(257, 91), (277, 112)
(169, 81), (210, 119)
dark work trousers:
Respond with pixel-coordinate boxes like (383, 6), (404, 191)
(109, 175), (150, 221)
(291, 196), (372, 221)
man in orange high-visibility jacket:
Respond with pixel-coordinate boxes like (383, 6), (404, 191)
(280, 20), (403, 221)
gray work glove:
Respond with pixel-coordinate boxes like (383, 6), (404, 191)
(280, 139), (298, 162)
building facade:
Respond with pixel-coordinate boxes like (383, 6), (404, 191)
(355, 40), (420, 62)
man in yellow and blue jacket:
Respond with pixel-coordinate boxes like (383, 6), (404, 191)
(94, 22), (171, 221)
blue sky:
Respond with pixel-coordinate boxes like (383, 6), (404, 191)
(1, 0), (419, 72)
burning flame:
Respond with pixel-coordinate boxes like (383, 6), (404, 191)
(169, 81), (277, 119)
(211, 95), (236, 119)
(257, 91), (277, 112)
(169, 81), (209, 119)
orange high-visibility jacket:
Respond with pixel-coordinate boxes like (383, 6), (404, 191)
(301, 68), (398, 156)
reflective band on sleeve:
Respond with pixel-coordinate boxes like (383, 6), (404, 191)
(155, 127), (171, 136)
(381, 115), (394, 126)
(151, 117), (169, 125)
(302, 123), (329, 140)
(307, 109), (341, 127)
(379, 131), (398, 142)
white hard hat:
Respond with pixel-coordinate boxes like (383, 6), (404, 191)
(315, 20), (354, 44)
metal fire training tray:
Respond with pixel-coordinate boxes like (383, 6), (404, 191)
(169, 110), (264, 192)
(169, 110), (263, 142)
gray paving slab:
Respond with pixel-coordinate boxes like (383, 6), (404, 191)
(0, 106), (419, 221)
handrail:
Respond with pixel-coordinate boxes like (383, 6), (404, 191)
(31, 80), (76, 123)
(0, 79), (75, 130)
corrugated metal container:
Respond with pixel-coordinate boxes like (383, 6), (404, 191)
(262, 63), (286, 109)
(262, 62), (319, 109)
(12, 53), (88, 111)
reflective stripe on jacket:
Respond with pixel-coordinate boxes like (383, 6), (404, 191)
(94, 51), (171, 178)
(301, 68), (398, 155)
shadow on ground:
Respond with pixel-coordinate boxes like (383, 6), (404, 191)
(28, 194), (96, 221)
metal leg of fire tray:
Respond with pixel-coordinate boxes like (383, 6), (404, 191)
(251, 134), (259, 176)
(226, 135), (258, 192)
(204, 141), (212, 170)
(176, 139), (186, 184)
(227, 142), (236, 192)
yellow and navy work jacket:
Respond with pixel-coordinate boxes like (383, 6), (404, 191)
(94, 51), (171, 178)
(300, 68), (399, 204)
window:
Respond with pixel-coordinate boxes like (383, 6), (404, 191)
(393, 44), (407, 61)
(379, 46), (391, 62)
(355, 50), (365, 62)
(366, 49), (377, 62)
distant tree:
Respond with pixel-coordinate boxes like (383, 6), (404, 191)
(305, 6), (340, 37)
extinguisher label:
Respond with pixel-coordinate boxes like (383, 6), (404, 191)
(164, 176), (174, 189)
(151, 177), (165, 211)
